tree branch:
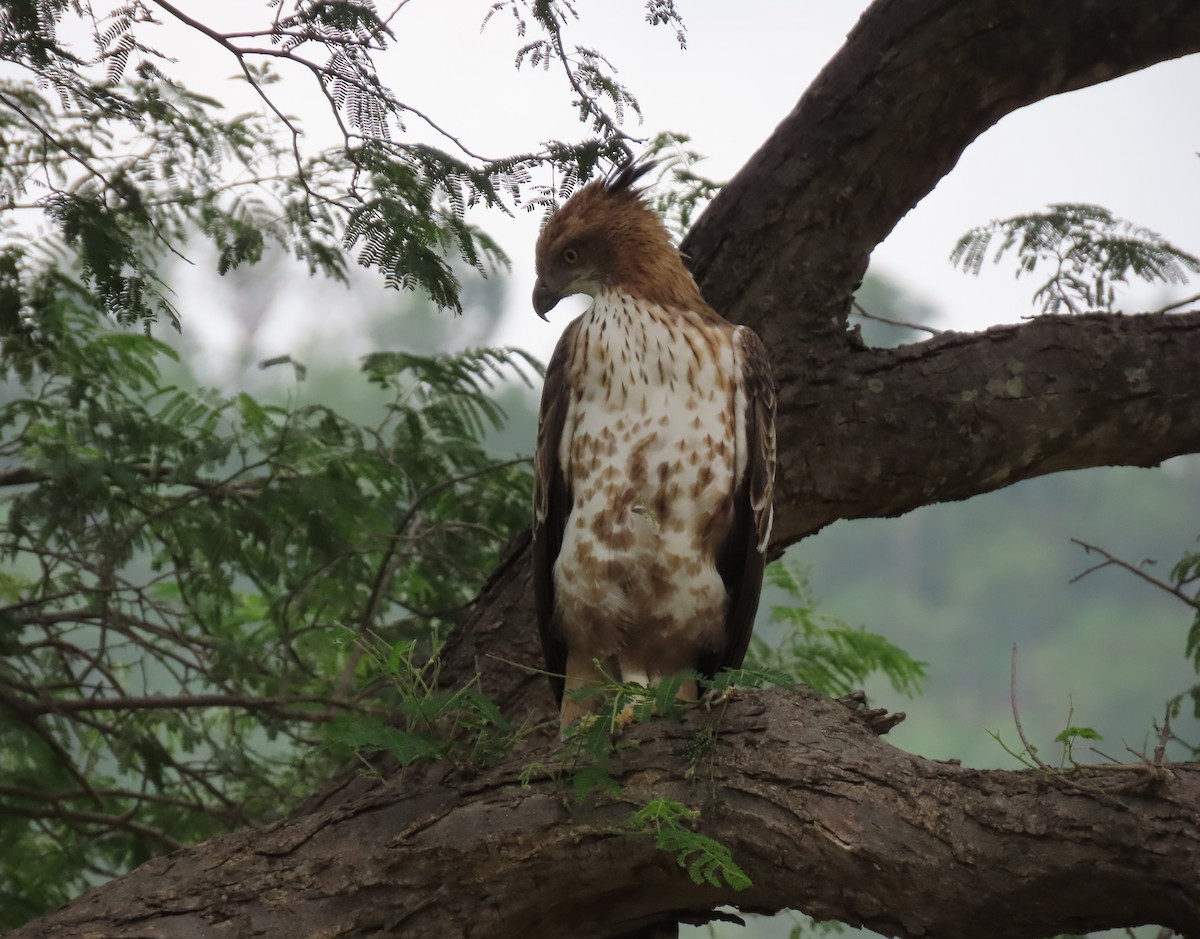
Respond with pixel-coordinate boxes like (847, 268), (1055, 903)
(1070, 538), (1200, 608)
(769, 310), (1200, 546)
(16, 691), (364, 719)
(10, 691), (1199, 939)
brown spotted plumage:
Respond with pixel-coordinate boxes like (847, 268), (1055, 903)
(532, 158), (776, 730)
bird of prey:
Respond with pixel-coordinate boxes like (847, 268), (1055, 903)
(532, 157), (776, 730)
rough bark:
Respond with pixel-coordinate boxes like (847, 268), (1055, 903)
(14, 691), (1200, 939)
(769, 311), (1200, 546)
(14, 0), (1200, 936)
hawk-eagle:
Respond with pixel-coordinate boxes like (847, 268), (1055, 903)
(532, 158), (776, 729)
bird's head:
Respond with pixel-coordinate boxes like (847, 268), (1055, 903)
(532, 157), (704, 320)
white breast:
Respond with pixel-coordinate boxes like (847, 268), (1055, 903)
(552, 290), (738, 664)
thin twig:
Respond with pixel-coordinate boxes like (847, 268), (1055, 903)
(21, 691), (359, 718)
(0, 784), (245, 824)
(1009, 643), (1054, 774)
(851, 300), (942, 336)
(149, 0), (316, 214)
(1009, 644), (1140, 805)
(0, 681), (105, 809)
(1070, 538), (1198, 608)
(1154, 703), (1172, 767)
(2, 803), (183, 850)
(0, 90), (189, 262)
(1155, 292), (1200, 314)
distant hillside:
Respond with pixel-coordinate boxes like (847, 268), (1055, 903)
(779, 458), (1200, 767)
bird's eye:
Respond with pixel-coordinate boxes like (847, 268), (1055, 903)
(562, 247), (580, 265)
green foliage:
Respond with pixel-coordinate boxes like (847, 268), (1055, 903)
(0, 3), (721, 926)
(489, 0), (685, 138)
(786, 915), (846, 939)
(1168, 543), (1200, 727)
(0, 0), (672, 326)
(642, 131), (723, 239)
(1172, 545), (1200, 674)
(989, 697), (1104, 773)
(324, 635), (515, 771)
(748, 558), (927, 698)
(1054, 725), (1103, 760)
(1053, 725), (1103, 744)
(342, 146), (511, 310)
(951, 203), (1200, 314)
(0, 276), (535, 927)
(628, 798), (751, 891)
(542, 668), (694, 804)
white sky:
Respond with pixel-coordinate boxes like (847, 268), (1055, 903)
(151, 0), (1200, 374)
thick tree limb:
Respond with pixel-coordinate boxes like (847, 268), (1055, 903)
(770, 310), (1200, 546)
(13, 691), (1200, 939)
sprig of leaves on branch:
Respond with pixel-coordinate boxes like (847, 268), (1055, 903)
(0, 0), (683, 327)
(951, 202), (1200, 315)
(749, 558), (927, 698)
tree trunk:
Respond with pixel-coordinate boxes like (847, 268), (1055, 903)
(14, 0), (1200, 936)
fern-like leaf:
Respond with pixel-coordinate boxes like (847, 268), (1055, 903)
(751, 557), (927, 697)
(951, 203), (1200, 314)
(629, 799), (751, 891)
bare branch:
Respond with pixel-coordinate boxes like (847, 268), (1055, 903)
(850, 299), (942, 336)
(17, 691), (363, 719)
(1070, 538), (1199, 609)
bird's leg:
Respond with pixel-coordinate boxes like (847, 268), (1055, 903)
(611, 664), (651, 729)
(560, 653), (617, 733)
(612, 663), (700, 727)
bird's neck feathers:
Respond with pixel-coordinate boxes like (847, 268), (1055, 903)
(609, 246), (709, 315)
(597, 199), (708, 313)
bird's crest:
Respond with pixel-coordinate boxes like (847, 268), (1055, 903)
(601, 156), (659, 199)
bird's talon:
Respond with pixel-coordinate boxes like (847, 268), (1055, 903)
(700, 685), (741, 709)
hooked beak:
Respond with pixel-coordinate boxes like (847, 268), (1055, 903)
(532, 279), (560, 321)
